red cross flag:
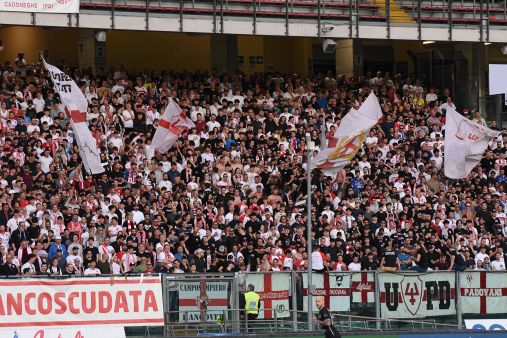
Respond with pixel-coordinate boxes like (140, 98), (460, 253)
(246, 273), (290, 319)
(177, 280), (229, 322)
(312, 93), (382, 176)
(461, 271), (507, 314)
(42, 58), (104, 174)
(302, 272), (351, 311)
(152, 98), (195, 153)
(351, 272), (375, 303)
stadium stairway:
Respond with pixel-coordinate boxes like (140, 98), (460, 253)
(372, 0), (413, 23)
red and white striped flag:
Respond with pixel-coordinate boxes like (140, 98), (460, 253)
(152, 98), (195, 153)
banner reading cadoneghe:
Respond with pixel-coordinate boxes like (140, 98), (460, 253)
(0, 277), (164, 328)
(379, 272), (456, 319)
(0, 0), (79, 13)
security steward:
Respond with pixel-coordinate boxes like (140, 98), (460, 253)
(313, 296), (341, 338)
(244, 284), (260, 332)
(244, 284), (260, 321)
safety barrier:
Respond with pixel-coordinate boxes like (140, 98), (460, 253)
(161, 270), (507, 336)
(1, 271), (506, 336)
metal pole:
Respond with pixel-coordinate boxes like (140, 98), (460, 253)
(306, 133), (313, 333)
(456, 271), (463, 328)
(374, 271), (381, 330)
(320, 112), (327, 149)
(291, 270), (298, 332)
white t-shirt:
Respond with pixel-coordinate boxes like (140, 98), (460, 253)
(348, 262), (362, 271)
(84, 268), (102, 276)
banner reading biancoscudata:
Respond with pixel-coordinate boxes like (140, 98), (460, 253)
(0, 277), (164, 328)
(0, 0), (79, 13)
(379, 272), (456, 319)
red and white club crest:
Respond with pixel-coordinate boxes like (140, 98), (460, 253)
(400, 276), (423, 316)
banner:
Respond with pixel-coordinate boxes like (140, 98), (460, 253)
(465, 319), (507, 330)
(379, 272), (456, 319)
(351, 272), (375, 303)
(245, 273), (290, 319)
(444, 107), (500, 178)
(0, 0), (79, 13)
(43, 59), (104, 174)
(0, 326), (125, 338)
(152, 98), (195, 153)
(176, 280), (230, 322)
(302, 272), (350, 312)
(312, 92), (382, 176)
(460, 271), (507, 314)
(0, 277), (164, 328)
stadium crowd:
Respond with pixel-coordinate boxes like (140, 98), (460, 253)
(0, 59), (506, 277)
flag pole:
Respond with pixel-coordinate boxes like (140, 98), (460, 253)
(305, 132), (313, 332)
(320, 112), (327, 149)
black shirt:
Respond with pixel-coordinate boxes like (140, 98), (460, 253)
(318, 306), (338, 336)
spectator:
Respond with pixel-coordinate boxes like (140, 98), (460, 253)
(0, 65), (503, 281)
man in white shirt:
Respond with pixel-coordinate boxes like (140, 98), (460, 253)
(38, 149), (54, 173)
(66, 247), (83, 267)
(474, 247), (489, 264)
(491, 253), (506, 270)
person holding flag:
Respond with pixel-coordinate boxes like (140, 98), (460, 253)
(312, 92), (383, 176)
(151, 97), (195, 153)
(444, 107), (501, 179)
(42, 58), (104, 175)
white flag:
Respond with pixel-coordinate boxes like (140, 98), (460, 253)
(42, 59), (104, 175)
(152, 98), (195, 153)
(444, 108), (500, 179)
(313, 93), (382, 176)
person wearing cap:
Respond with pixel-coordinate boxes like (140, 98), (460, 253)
(48, 235), (67, 261)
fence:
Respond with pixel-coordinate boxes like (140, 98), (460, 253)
(161, 270), (507, 336)
(1, 271), (506, 336)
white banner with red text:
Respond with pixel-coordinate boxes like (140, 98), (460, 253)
(0, 326), (125, 338)
(379, 272), (456, 319)
(460, 271), (507, 314)
(351, 272), (375, 303)
(0, 277), (164, 328)
(302, 272), (351, 312)
(0, 0), (79, 13)
(174, 279), (230, 322)
(245, 272), (290, 319)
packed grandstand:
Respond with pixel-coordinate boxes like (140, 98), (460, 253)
(0, 61), (506, 278)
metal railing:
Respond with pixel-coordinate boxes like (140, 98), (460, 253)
(162, 308), (459, 337)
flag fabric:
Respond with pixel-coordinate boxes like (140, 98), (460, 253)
(312, 92), (382, 176)
(42, 59), (104, 175)
(444, 108), (500, 179)
(151, 98), (195, 153)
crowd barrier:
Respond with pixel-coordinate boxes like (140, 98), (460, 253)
(163, 271), (507, 323)
(1, 271), (506, 335)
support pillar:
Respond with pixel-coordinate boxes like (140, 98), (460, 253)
(211, 35), (237, 73)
